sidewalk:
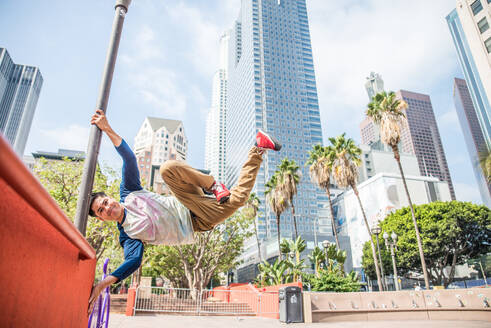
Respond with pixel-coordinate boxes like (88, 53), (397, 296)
(108, 314), (491, 328)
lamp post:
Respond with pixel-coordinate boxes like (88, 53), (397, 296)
(322, 239), (330, 269)
(371, 225), (385, 291)
(383, 231), (400, 291)
(74, 0), (132, 235)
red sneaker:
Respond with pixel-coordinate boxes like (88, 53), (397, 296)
(255, 130), (282, 151)
(210, 182), (230, 204)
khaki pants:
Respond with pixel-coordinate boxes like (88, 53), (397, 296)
(159, 146), (263, 231)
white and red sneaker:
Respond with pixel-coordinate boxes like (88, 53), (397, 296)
(210, 182), (230, 204)
(255, 130), (282, 151)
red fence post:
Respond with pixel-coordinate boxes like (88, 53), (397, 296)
(125, 288), (136, 316)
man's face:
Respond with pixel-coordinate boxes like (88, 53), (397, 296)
(91, 195), (124, 222)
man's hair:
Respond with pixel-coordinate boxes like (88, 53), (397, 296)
(88, 192), (107, 217)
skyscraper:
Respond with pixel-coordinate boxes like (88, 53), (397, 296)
(226, 0), (324, 241)
(360, 89), (456, 200)
(396, 90), (456, 200)
(360, 72), (384, 146)
(0, 48), (43, 155)
(446, 2), (491, 149)
(205, 32), (230, 182)
(453, 77), (491, 206)
(133, 117), (187, 191)
(364, 71), (384, 101)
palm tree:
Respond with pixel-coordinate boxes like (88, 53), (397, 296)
(265, 172), (288, 260)
(367, 91), (430, 289)
(306, 144), (341, 249)
(245, 193), (262, 262)
(329, 133), (384, 291)
(278, 158), (301, 239)
(308, 246), (325, 277)
(479, 149), (491, 183)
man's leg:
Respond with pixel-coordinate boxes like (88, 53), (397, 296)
(160, 147), (263, 231)
(160, 130), (280, 232)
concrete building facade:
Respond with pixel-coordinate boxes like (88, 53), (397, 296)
(396, 90), (456, 200)
(334, 173), (452, 271)
(0, 48), (43, 155)
(133, 117), (187, 192)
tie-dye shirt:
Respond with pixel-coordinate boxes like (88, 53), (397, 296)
(110, 139), (193, 282)
(121, 190), (194, 245)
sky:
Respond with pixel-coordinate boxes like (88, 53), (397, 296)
(0, 0), (483, 204)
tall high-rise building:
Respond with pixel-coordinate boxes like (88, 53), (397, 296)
(364, 71), (384, 101)
(205, 32), (230, 182)
(396, 90), (456, 200)
(359, 89), (456, 200)
(360, 72), (384, 146)
(0, 48), (43, 155)
(453, 77), (491, 206)
(446, 1), (491, 149)
(226, 0), (324, 241)
(133, 117), (187, 191)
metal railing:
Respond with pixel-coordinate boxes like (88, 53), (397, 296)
(134, 286), (279, 316)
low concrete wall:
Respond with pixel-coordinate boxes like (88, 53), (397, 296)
(304, 288), (491, 323)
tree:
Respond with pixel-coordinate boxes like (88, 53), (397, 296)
(244, 193), (262, 262)
(141, 212), (253, 298)
(329, 133), (384, 290)
(277, 158), (301, 239)
(306, 144), (341, 249)
(307, 246), (325, 277)
(479, 149), (491, 183)
(34, 157), (122, 266)
(280, 236), (307, 281)
(265, 171), (288, 259)
(361, 201), (491, 287)
(367, 90), (430, 289)
(310, 270), (361, 293)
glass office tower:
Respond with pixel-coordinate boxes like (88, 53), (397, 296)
(453, 77), (491, 206)
(0, 48), (43, 155)
(226, 0), (324, 242)
(446, 6), (491, 149)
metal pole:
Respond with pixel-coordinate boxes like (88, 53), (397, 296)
(479, 261), (488, 287)
(375, 234), (386, 291)
(74, 0), (131, 235)
(314, 218), (317, 247)
(390, 245), (400, 291)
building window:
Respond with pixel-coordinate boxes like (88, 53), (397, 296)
(478, 17), (489, 33)
(485, 37), (491, 53)
(471, 0), (483, 15)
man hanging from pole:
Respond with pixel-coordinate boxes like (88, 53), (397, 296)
(87, 109), (282, 313)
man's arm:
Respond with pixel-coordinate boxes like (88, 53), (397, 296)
(91, 109), (122, 147)
(88, 236), (143, 315)
(91, 109), (142, 198)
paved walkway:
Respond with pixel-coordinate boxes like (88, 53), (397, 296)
(108, 314), (491, 328)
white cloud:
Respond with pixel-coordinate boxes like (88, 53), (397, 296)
(439, 109), (459, 127)
(40, 124), (90, 151)
(454, 182), (483, 204)
(131, 67), (188, 119)
(307, 0), (457, 139)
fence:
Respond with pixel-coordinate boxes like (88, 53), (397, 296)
(133, 286), (279, 316)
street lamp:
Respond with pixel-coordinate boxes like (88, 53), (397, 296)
(371, 225), (386, 291)
(383, 231), (400, 291)
(74, 0), (132, 235)
(322, 240), (330, 268)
